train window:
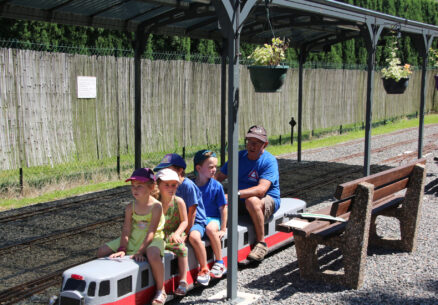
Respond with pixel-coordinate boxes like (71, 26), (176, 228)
(88, 282), (96, 296)
(98, 280), (110, 296)
(64, 278), (86, 292)
(244, 232), (248, 245)
(141, 270), (149, 288)
(264, 223), (269, 236)
(117, 276), (132, 297)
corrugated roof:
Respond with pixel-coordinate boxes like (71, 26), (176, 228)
(0, 0), (437, 50)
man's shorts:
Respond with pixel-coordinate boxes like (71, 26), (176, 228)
(238, 195), (276, 222)
(190, 221), (206, 238)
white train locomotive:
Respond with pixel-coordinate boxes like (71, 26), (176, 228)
(57, 198), (305, 305)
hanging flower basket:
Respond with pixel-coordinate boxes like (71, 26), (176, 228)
(247, 38), (289, 93)
(248, 65), (289, 93)
(435, 75), (438, 90)
(382, 77), (409, 94)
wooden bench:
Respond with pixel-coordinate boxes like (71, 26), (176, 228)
(277, 158), (426, 289)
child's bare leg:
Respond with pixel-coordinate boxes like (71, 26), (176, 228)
(206, 222), (222, 261)
(97, 245), (114, 258)
(189, 231), (208, 269)
(146, 246), (164, 291)
(177, 255), (188, 282)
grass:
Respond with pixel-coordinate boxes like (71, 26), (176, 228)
(1, 113), (437, 211)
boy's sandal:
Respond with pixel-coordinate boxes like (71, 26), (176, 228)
(174, 280), (188, 296)
(151, 290), (167, 305)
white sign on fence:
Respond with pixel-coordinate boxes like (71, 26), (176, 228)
(77, 76), (97, 98)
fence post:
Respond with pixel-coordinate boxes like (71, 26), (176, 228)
(289, 117), (296, 145)
(19, 168), (23, 193)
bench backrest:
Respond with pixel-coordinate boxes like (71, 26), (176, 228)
(329, 158), (426, 217)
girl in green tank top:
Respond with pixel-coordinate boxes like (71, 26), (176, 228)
(97, 168), (167, 305)
(156, 168), (189, 296)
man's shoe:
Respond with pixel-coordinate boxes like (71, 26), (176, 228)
(247, 242), (268, 262)
(210, 262), (227, 279)
(197, 268), (211, 286)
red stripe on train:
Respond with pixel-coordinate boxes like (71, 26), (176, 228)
(103, 231), (293, 304)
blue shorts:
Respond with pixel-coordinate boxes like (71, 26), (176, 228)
(206, 217), (221, 229)
(190, 222), (206, 238)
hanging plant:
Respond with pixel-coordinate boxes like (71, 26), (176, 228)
(381, 40), (412, 94)
(429, 48), (438, 90)
(247, 37), (289, 93)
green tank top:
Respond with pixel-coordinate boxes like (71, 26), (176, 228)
(127, 200), (165, 254)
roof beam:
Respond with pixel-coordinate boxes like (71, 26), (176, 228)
(186, 16), (217, 33)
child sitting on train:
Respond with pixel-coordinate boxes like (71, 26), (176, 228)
(155, 168), (189, 296)
(193, 150), (228, 279)
(154, 153), (211, 286)
(96, 168), (167, 305)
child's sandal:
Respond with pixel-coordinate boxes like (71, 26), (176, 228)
(151, 290), (167, 305)
(174, 280), (188, 296)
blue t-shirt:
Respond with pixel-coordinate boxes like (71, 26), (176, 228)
(220, 150), (280, 212)
(176, 177), (207, 226)
(196, 178), (227, 219)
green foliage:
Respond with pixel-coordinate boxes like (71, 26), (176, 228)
(247, 38), (289, 66)
(430, 48), (438, 68)
(381, 40), (412, 80)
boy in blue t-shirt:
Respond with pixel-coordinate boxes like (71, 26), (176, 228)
(193, 150), (227, 279)
(154, 153), (210, 286)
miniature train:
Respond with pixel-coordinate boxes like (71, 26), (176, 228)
(56, 198), (305, 305)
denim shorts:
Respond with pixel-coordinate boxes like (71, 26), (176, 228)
(190, 221), (206, 238)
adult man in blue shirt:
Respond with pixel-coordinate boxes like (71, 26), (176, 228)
(216, 125), (280, 262)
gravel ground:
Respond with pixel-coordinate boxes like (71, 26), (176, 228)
(165, 126), (438, 305)
(9, 124), (438, 305)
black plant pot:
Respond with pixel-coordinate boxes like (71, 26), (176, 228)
(248, 65), (289, 93)
(435, 75), (438, 90)
(382, 77), (409, 94)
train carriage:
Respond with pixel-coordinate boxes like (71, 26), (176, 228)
(57, 198), (305, 305)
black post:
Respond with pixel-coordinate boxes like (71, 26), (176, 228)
(134, 27), (146, 169)
(221, 39), (227, 166)
(363, 22), (383, 177)
(418, 34), (433, 159)
(182, 146), (186, 160)
(298, 48), (307, 162)
(19, 167), (23, 193)
(226, 2), (240, 300)
(117, 156), (120, 179)
(289, 117), (296, 144)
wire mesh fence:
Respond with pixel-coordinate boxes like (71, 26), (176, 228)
(0, 39), (436, 202)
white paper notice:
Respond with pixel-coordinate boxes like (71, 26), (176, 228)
(77, 76), (97, 98)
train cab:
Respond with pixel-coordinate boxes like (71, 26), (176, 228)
(59, 257), (154, 305)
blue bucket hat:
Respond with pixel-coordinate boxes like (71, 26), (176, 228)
(154, 153), (186, 171)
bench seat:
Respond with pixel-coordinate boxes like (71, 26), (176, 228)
(277, 159), (426, 289)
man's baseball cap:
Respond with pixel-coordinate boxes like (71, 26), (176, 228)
(245, 125), (268, 143)
(154, 153), (187, 171)
(125, 168), (155, 183)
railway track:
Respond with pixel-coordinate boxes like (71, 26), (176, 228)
(0, 187), (130, 224)
(0, 129), (437, 304)
(0, 263), (80, 305)
(0, 215), (123, 256)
